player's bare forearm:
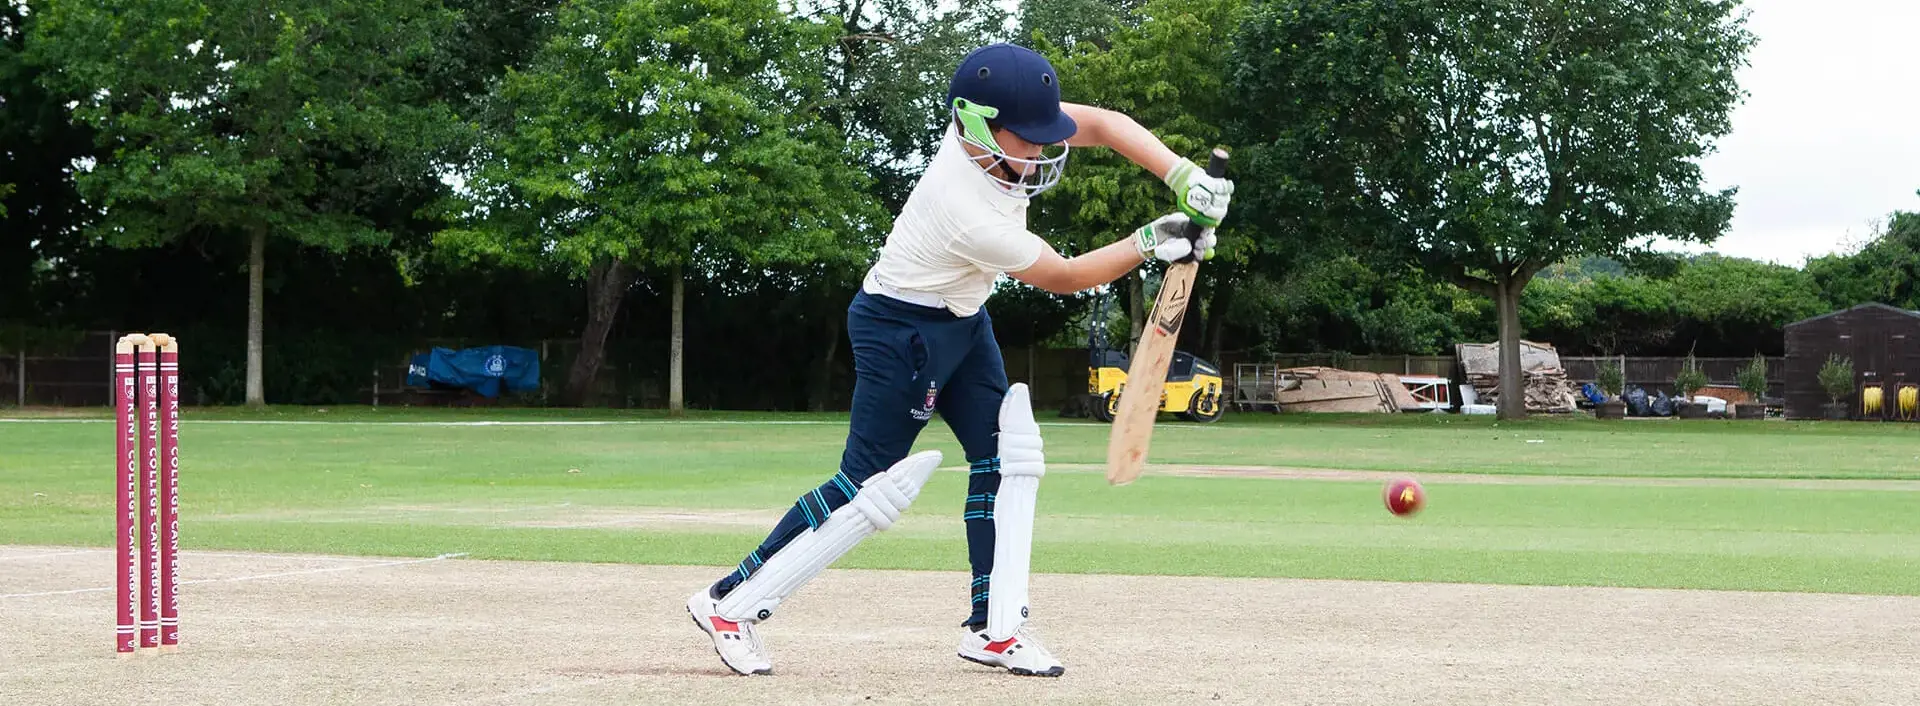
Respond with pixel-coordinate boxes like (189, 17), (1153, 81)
(1010, 237), (1146, 295)
(1061, 103), (1182, 181)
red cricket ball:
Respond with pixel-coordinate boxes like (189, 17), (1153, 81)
(1384, 478), (1425, 517)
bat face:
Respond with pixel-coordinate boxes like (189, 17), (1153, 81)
(1106, 262), (1201, 486)
(1152, 276), (1190, 336)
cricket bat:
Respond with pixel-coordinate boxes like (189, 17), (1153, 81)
(1106, 148), (1230, 486)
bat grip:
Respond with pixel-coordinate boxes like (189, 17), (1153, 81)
(1177, 149), (1230, 264)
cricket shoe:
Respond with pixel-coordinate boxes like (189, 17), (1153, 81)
(686, 588), (773, 676)
(957, 625), (1065, 677)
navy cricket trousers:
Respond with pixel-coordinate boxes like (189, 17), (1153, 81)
(713, 290), (1010, 626)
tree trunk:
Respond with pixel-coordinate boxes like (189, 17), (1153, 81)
(1176, 273), (1209, 354)
(562, 257), (632, 407)
(1205, 276), (1234, 364)
(807, 309), (840, 412)
(1127, 275), (1144, 352)
(244, 230), (266, 408)
(1494, 274), (1527, 420)
(669, 263), (685, 416)
(1027, 323), (1037, 385)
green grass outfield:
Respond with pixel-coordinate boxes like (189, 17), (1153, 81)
(3, 408), (1917, 595)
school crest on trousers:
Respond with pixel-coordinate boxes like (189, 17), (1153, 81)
(911, 380), (937, 421)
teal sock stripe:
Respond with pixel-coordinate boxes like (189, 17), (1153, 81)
(830, 471), (858, 499)
(963, 493), (995, 521)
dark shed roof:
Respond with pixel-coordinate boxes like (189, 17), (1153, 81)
(1786, 302), (1920, 329)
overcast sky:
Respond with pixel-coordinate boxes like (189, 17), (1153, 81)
(1689, 0), (1919, 264)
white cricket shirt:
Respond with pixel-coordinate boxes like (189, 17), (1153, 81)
(864, 124), (1047, 317)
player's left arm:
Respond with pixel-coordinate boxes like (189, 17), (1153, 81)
(1060, 102), (1234, 227)
(1061, 103), (1182, 179)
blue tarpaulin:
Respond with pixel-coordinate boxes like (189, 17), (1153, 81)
(406, 346), (540, 398)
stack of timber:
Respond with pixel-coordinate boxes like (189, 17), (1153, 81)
(1274, 367), (1425, 413)
(1454, 341), (1579, 413)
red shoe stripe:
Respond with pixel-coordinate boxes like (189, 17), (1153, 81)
(708, 615), (741, 633)
(985, 637), (1018, 654)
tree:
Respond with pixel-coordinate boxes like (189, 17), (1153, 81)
(32, 0), (463, 406)
(2, 0), (96, 325)
(440, 0), (882, 411)
(1231, 0), (1753, 417)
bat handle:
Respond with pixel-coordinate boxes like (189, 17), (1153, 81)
(1178, 148), (1231, 263)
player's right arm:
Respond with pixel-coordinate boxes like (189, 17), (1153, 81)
(1008, 214), (1215, 295)
(1060, 103), (1234, 227)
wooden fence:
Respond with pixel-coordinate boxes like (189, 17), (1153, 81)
(0, 331), (124, 407)
(1560, 356), (1786, 398)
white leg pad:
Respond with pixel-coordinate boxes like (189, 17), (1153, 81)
(987, 383), (1045, 641)
(716, 450), (942, 623)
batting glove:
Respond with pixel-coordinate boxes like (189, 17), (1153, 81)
(1163, 158), (1234, 227)
(1133, 213), (1218, 263)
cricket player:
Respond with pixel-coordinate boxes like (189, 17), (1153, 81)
(686, 42), (1233, 677)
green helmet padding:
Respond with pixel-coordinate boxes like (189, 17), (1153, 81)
(953, 97), (1003, 154)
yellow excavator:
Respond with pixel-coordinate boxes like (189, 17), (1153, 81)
(1083, 294), (1225, 424)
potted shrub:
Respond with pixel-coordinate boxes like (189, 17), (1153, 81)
(1817, 354), (1854, 420)
(1673, 355), (1709, 419)
(1595, 361), (1627, 420)
(1734, 354), (1768, 420)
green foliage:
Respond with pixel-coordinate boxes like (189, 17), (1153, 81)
(441, 0), (882, 276)
(0, 323), (86, 356)
(1032, 0), (1243, 256)
(1231, 0), (1750, 286)
(1596, 359), (1625, 399)
(1517, 255), (1836, 357)
(1818, 354), (1854, 405)
(806, 0), (1008, 213)
(31, 0), (463, 249)
(1537, 257), (1628, 281)
(1670, 255), (1826, 354)
(1674, 354), (1708, 399)
(1017, 0), (1140, 50)
(3, 0), (97, 323)
(1737, 353), (1768, 400)
(1806, 211), (1920, 310)
(175, 327), (422, 406)
(1523, 274), (1679, 355)
(1238, 256), (1484, 356)
(985, 281), (1083, 348)
(425, 0), (565, 112)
